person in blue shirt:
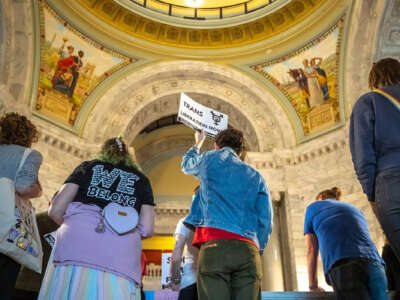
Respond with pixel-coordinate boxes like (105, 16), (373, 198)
(304, 187), (387, 300)
(182, 128), (273, 300)
(349, 58), (400, 264)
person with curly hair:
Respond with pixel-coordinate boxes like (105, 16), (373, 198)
(39, 137), (155, 300)
(350, 58), (400, 266)
(0, 112), (43, 300)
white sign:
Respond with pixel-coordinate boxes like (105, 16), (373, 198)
(161, 252), (185, 286)
(177, 93), (228, 137)
(161, 253), (172, 285)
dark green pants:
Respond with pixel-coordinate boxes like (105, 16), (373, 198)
(197, 239), (262, 300)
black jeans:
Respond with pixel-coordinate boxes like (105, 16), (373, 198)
(382, 244), (400, 292)
(0, 253), (21, 300)
(326, 258), (388, 300)
(376, 168), (400, 262)
(178, 283), (198, 300)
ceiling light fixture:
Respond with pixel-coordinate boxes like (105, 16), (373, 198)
(184, 0), (203, 8)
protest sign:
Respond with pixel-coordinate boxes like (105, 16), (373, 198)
(177, 93), (228, 137)
(161, 252), (185, 286)
(161, 253), (172, 286)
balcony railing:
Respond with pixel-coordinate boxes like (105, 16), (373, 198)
(129, 0), (276, 20)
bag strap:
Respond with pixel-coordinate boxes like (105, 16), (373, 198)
(15, 148), (33, 182)
(373, 88), (400, 112)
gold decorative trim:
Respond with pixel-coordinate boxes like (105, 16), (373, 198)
(114, 0), (292, 29)
(70, 0), (326, 49)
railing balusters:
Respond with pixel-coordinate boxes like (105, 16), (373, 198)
(130, 0), (274, 20)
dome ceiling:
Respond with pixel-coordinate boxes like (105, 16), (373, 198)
(31, 0), (351, 145)
(116, 0), (288, 25)
(64, 0), (326, 49)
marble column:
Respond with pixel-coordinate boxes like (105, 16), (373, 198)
(261, 201), (285, 291)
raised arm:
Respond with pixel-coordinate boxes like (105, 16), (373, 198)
(48, 183), (79, 225)
(181, 130), (206, 177)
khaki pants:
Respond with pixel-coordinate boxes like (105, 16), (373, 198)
(197, 239), (262, 300)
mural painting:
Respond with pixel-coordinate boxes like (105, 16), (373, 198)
(251, 20), (344, 136)
(36, 1), (134, 127)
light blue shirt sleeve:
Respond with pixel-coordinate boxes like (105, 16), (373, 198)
(256, 176), (273, 252)
(15, 150), (43, 187)
(181, 146), (203, 178)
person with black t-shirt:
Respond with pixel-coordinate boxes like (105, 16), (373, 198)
(38, 137), (155, 300)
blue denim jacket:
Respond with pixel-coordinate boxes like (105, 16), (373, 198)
(181, 146), (273, 251)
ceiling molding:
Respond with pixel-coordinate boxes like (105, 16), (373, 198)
(53, 0), (328, 54)
(113, 0), (292, 29)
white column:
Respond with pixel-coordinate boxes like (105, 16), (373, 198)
(261, 202), (285, 291)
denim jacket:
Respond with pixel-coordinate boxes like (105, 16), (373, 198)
(181, 146), (273, 251)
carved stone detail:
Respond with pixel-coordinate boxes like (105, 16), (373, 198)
(375, 0), (400, 61)
(83, 61), (294, 152)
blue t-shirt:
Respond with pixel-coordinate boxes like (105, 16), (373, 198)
(304, 199), (383, 274)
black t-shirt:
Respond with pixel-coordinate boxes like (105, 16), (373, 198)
(65, 159), (155, 212)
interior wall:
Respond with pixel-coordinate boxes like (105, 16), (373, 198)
(0, 0), (396, 293)
(280, 0), (391, 291)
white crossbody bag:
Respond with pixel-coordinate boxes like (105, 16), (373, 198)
(95, 202), (139, 235)
(0, 149), (43, 273)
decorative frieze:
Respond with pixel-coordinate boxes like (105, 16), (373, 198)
(39, 132), (91, 160)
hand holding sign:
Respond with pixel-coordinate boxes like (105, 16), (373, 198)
(177, 93), (228, 137)
(195, 130), (206, 149)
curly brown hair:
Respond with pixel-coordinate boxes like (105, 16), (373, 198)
(0, 113), (39, 147)
(215, 128), (244, 155)
(369, 58), (400, 89)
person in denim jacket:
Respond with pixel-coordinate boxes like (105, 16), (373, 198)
(181, 128), (272, 300)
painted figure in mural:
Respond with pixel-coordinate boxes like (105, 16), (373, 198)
(311, 57), (329, 101)
(288, 68), (310, 108)
(303, 59), (324, 107)
(51, 44), (76, 95)
(53, 68), (73, 95)
(68, 50), (85, 98)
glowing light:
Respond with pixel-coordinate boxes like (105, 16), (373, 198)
(184, 0), (203, 8)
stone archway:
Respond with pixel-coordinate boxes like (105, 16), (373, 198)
(125, 92), (260, 151)
(82, 60), (294, 151)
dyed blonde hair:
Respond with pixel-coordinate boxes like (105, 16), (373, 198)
(98, 137), (140, 170)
